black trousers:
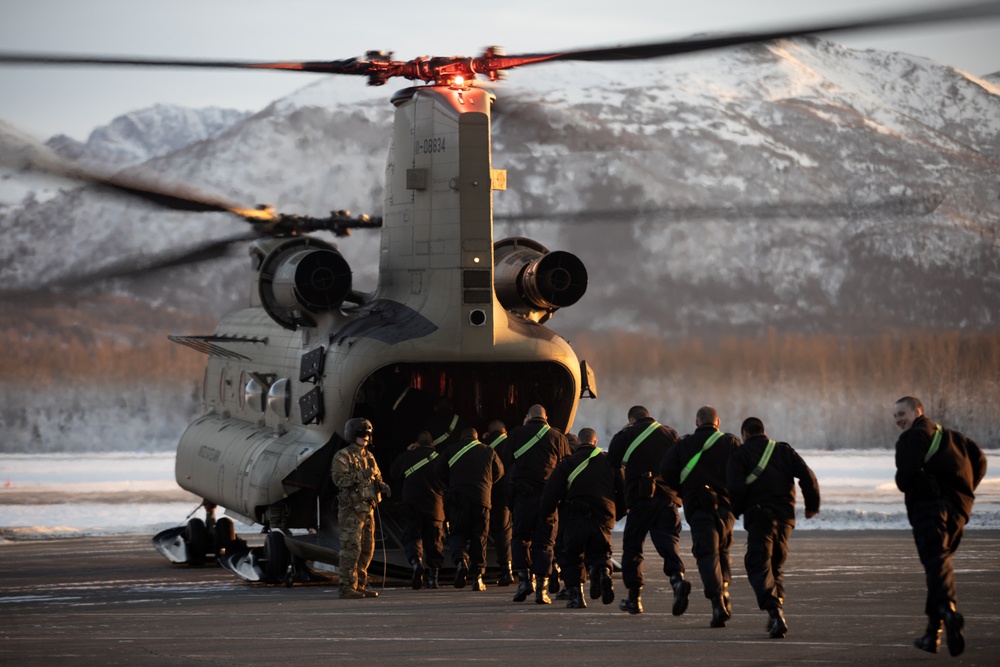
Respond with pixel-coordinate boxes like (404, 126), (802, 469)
(448, 502), (490, 573)
(742, 505), (792, 611)
(511, 489), (557, 576)
(688, 507), (735, 600)
(488, 501), (512, 568)
(909, 499), (966, 619)
(401, 508), (445, 570)
(561, 512), (614, 587)
(620, 495), (684, 589)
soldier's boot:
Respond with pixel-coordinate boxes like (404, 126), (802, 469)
(410, 559), (424, 590)
(357, 583), (379, 598)
(768, 607), (788, 639)
(555, 584), (572, 600)
(619, 586), (643, 614)
(589, 566), (602, 600)
(710, 595), (731, 628)
(423, 569), (439, 589)
(548, 565), (561, 594)
(512, 570), (533, 602)
(600, 567), (615, 605)
(914, 618), (943, 654)
(722, 582), (732, 616)
(496, 562), (514, 587)
(670, 574), (691, 616)
(534, 575), (552, 604)
(566, 584), (587, 609)
(454, 559), (469, 589)
(940, 602), (965, 657)
(471, 568), (486, 591)
(339, 584), (364, 599)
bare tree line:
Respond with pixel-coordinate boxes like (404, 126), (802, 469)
(571, 330), (1000, 449)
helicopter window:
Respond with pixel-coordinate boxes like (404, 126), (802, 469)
(238, 370), (247, 408)
(268, 378), (291, 419)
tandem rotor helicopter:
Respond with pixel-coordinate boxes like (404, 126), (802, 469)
(2, 1), (998, 585)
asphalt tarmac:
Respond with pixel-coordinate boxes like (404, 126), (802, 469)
(2, 530), (999, 666)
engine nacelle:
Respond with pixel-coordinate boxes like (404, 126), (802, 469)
(494, 237), (588, 322)
(252, 237), (353, 330)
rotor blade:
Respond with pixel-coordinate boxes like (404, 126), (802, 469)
(494, 194), (944, 225)
(37, 232), (260, 290)
(0, 52), (371, 75)
(486, 1), (1000, 70)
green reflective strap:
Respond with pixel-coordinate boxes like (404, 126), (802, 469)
(432, 414), (460, 445)
(567, 447), (602, 488)
(924, 425), (943, 463)
(623, 421), (661, 464)
(404, 451), (438, 478)
(488, 433), (508, 449)
(679, 430), (724, 484)
(514, 424), (550, 459)
(745, 440), (776, 485)
(448, 440), (480, 468)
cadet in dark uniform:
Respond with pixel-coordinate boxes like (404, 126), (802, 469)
(607, 405), (685, 615)
(482, 420), (513, 586)
(435, 427), (504, 591)
(893, 396), (987, 657)
(540, 428), (625, 609)
(662, 406), (740, 627)
(552, 432), (582, 601)
(389, 431), (446, 589)
(726, 417), (819, 638)
(331, 418), (390, 599)
(499, 404), (572, 604)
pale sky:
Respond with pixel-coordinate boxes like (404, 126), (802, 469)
(1, 0), (998, 140)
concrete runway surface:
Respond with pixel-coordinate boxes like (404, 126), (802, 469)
(2, 530), (999, 666)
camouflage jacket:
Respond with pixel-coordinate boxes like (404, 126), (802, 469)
(332, 443), (383, 513)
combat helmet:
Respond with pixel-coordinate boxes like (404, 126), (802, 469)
(344, 417), (374, 444)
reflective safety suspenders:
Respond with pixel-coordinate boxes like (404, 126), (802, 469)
(622, 421), (661, 464)
(449, 440), (481, 467)
(745, 440), (776, 485)
(404, 451), (438, 478)
(679, 431), (724, 484)
(488, 433), (508, 449)
(924, 425), (943, 463)
(514, 424), (551, 459)
(433, 414), (460, 446)
(567, 447), (602, 488)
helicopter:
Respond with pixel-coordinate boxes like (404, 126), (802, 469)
(1, 1), (998, 585)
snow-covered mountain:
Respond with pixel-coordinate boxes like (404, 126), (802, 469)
(1, 38), (998, 335)
(45, 104), (252, 170)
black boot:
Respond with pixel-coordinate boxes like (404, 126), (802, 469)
(619, 586), (643, 614)
(940, 602), (965, 657)
(567, 583), (587, 609)
(535, 575), (552, 604)
(722, 582), (732, 616)
(512, 570), (533, 602)
(589, 566), (602, 600)
(670, 574), (691, 616)
(471, 571), (486, 591)
(454, 559), (469, 589)
(410, 560), (424, 590)
(768, 608), (788, 639)
(914, 618), (943, 654)
(496, 563), (513, 587)
(548, 565), (561, 594)
(424, 569), (439, 589)
(710, 596), (730, 628)
(555, 585), (572, 600)
(598, 567), (614, 605)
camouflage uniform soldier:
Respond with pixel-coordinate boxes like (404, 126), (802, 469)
(332, 418), (390, 599)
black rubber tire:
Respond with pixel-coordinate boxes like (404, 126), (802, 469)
(264, 531), (291, 584)
(185, 517), (210, 566)
(214, 517), (236, 556)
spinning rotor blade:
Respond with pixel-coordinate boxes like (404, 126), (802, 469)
(1, 2), (997, 85)
(494, 194), (945, 226)
(487, 1), (1000, 69)
(38, 232), (260, 290)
